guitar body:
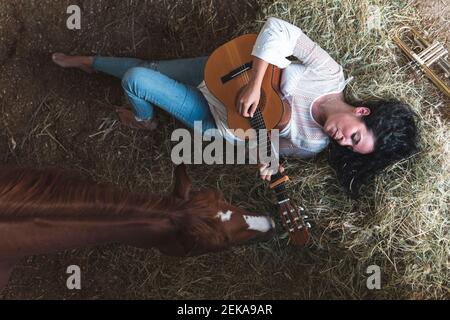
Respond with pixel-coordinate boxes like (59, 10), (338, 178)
(204, 34), (288, 139)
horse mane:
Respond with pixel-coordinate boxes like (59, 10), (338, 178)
(0, 166), (227, 245)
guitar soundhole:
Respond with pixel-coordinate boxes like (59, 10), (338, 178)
(235, 86), (267, 113)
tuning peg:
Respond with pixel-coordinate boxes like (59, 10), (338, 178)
(303, 216), (313, 222)
(298, 206), (305, 212)
(302, 215), (309, 220)
(306, 222), (312, 229)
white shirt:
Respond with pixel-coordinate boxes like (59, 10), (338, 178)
(198, 17), (351, 158)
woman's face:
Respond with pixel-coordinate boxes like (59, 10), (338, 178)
(323, 107), (375, 154)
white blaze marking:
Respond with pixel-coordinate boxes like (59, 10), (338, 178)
(243, 215), (275, 233)
(216, 210), (233, 222)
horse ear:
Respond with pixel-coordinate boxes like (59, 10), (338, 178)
(173, 164), (192, 201)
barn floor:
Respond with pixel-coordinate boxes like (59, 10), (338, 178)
(0, 0), (448, 299)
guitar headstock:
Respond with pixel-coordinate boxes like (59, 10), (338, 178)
(268, 171), (312, 247)
(277, 199), (312, 246)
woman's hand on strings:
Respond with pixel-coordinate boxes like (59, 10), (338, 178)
(237, 57), (269, 118)
(259, 163), (285, 182)
(238, 81), (261, 118)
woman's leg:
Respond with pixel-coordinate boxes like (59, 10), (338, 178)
(141, 56), (208, 87)
(52, 53), (208, 85)
(93, 56), (146, 79)
(93, 57), (215, 124)
(53, 53), (216, 131)
(121, 66), (216, 131)
(52, 53), (145, 79)
(92, 56), (215, 130)
(53, 54), (154, 120)
(93, 57), (157, 120)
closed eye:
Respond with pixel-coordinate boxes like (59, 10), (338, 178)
(352, 132), (361, 146)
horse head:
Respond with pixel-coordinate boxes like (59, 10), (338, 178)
(156, 164), (276, 256)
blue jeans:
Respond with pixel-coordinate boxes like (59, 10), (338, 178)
(93, 56), (217, 131)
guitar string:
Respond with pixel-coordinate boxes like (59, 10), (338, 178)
(247, 68), (304, 231)
(240, 65), (277, 178)
(229, 43), (305, 234)
(238, 53), (296, 210)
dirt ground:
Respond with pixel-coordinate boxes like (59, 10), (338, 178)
(0, 0), (265, 299)
(0, 0), (448, 299)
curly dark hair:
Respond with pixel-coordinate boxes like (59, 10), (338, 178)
(328, 100), (418, 198)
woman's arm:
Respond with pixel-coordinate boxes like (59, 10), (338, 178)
(238, 56), (269, 118)
(279, 138), (318, 158)
(239, 17), (314, 118)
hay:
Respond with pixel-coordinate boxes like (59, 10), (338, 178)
(237, 0), (449, 299)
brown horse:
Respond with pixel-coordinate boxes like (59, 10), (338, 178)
(0, 164), (275, 290)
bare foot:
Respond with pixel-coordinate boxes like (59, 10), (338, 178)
(52, 53), (94, 74)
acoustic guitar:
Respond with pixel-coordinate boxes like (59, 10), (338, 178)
(204, 34), (311, 246)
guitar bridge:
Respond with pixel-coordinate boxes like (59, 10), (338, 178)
(221, 62), (253, 84)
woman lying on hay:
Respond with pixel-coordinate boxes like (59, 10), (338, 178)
(52, 17), (418, 197)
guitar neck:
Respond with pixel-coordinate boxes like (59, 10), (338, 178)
(270, 172), (291, 204)
(249, 109), (291, 205)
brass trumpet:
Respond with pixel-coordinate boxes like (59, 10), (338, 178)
(392, 26), (450, 98)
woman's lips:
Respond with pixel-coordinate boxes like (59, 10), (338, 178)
(331, 128), (339, 140)
(333, 129), (344, 142)
(327, 127), (341, 141)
